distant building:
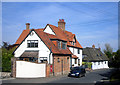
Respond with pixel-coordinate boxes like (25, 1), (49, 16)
(82, 45), (109, 70)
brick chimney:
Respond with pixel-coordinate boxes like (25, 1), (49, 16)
(92, 44), (95, 48)
(58, 19), (66, 31)
(98, 47), (101, 51)
(26, 23), (30, 30)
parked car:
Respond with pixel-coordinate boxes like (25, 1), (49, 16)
(68, 66), (86, 78)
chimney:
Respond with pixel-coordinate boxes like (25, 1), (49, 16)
(58, 19), (66, 31)
(92, 44), (95, 48)
(26, 23), (30, 30)
(98, 47), (101, 51)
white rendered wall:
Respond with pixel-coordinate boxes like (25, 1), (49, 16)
(69, 47), (82, 66)
(14, 31), (53, 64)
(103, 61), (109, 68)
(92, 61), (109, 70)
(44, 25), (55, 35)
(16, 61), (46, 78)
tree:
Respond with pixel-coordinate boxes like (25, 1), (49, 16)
(103, 43), (113, 58)
(2, 42), (15, 72)
(113, 49), (120, 68)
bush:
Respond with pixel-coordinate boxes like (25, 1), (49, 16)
(82, 62), (92, 69)
(2, 47), (15, 72)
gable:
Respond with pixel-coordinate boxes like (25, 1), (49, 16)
(14, 30), (50, 57)
(44, 25), (55, 35)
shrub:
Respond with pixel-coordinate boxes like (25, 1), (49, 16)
(82, 62), (92, 69)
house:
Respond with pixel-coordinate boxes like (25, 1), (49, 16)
(11, 19), (83, 78)
(82, 45), (109, 70)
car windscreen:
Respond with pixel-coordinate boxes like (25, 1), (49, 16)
(71, 67), (80, 71)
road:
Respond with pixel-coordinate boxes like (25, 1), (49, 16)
(2, 68), (115, 84)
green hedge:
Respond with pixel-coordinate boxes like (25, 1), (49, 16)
(82, 62), (92, 69)
(2, 47), (15, 72)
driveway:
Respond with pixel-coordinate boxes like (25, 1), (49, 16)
(2, 68), (118, 84)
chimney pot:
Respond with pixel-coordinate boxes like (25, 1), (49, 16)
(61, 19), (64, 21)
(92, 44), (95, 48)
(58, 19), (66, 31)
(26, 23), (30, 30)
(99, 47), (101, 51)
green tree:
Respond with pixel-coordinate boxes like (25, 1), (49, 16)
(113, 49), (120, 68)
(2, 42), (15, 72)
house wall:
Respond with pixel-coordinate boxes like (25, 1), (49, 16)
(16, 61), (46, 78)
(69, 47), (82, 66)
(92, 61), (109, 70)
(53, 55), (70, 76)
(14, 31), (52, 64)
(44, 25), (55, 35)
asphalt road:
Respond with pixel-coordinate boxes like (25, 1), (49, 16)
(2, 68), (114, 84)
(49, 68), (112, 83)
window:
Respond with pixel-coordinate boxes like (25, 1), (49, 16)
(57, 58), (60, 62)
(105, 61), (106, 64)
(101, 62), (103, 64)
(98, 62), (100, 65)
(58, 41), (61, 49)
(40, 57), (47, 63)
(78, 59), (80, 65)
(78, 49), (80, 54)
(94, 62), (96, 65)
(27, 40), (38, 48)
(62, 42), (66, 49)
(67, 57), (69, 63)
(75, 59), (77, 64)
(73, 42), (75, 45)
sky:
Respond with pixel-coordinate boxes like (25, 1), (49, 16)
(2, 2), (118, 52)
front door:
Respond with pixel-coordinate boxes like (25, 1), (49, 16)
(61, 59), (63, 75)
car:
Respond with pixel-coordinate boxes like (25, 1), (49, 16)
(68, 66), (86, 78)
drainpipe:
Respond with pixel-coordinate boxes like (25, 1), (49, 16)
(53, 54), (54, 76)
(70, 55), (72, 69)
(49, 47), (52, 64)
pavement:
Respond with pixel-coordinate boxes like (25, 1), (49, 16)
(2, 68), (120, 85)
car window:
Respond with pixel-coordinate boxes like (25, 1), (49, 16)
(71, 67), (80, 71)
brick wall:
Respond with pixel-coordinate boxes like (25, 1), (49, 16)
(46, 64), (53, 77)
(11, 57), (17, 78)
(53, 55), (70, 76)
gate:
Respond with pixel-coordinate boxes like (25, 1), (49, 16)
(16, 61), (46, 78)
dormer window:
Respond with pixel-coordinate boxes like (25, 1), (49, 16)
(58, 41), (61, 49)
(58, 40), (66, 49)
(73, 42), (75, 45)
(27, 40), (38, 48)
(62, 41), (66, 49)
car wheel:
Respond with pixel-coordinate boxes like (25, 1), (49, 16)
(78, 74), (81, 78)
(83, 74), (86, 77)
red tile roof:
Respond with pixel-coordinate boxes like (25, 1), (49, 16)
(14, 24), (82, 55)
(15, 29), (31, 44)
(72, 55), (78, 58)
(48, 24), (82, 48)
(34, 29), (71, 54)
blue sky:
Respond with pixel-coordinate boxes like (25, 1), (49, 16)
(2, 2), (118, 52)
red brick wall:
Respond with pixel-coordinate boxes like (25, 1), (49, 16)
(46, 64), (53, 77)
(11, 57), (18, 78)
(53, 55), (70, 76)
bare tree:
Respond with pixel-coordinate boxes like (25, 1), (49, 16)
(103, 43), (113, 58)
(104, 43), (113, 53)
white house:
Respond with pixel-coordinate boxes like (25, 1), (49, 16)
(12, 19), (83, 78)
(82, 45), (109, 70)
